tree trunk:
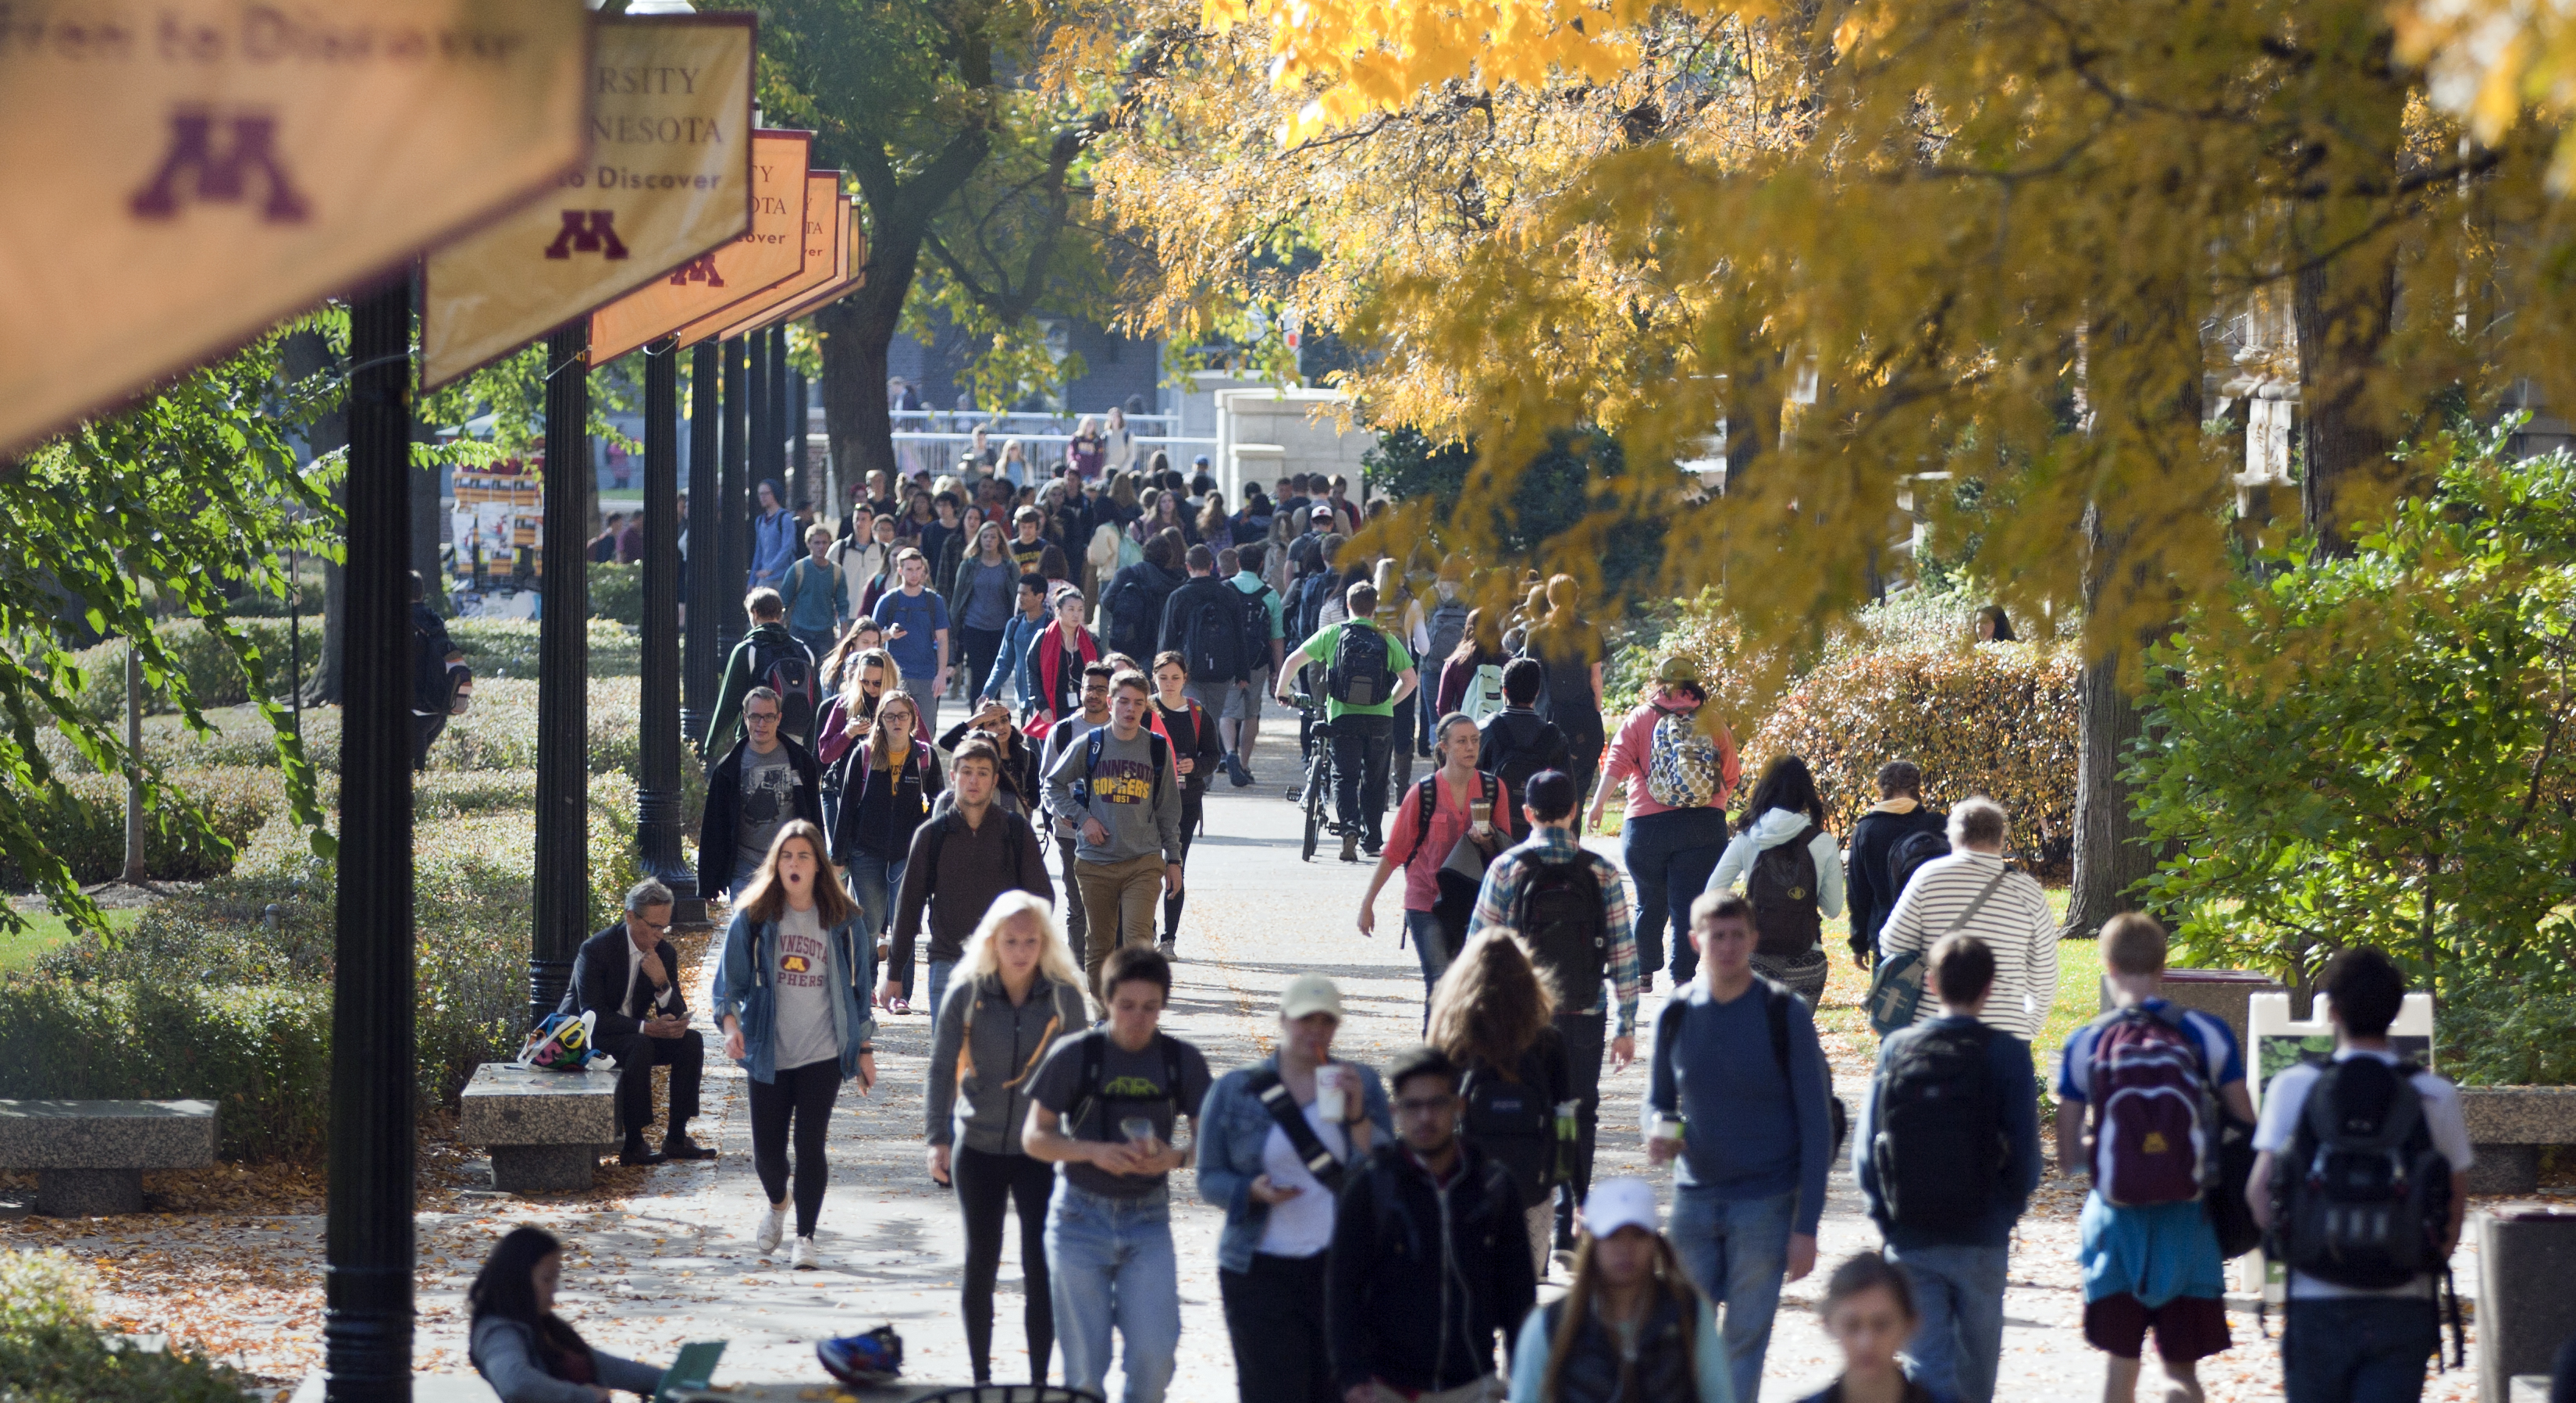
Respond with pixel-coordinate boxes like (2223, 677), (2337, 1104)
(120, 643), (146, 885)
(2293, 247), (2397, 557)
(283, 329), (348, 706)
(2058, 649), (2156, 941)
(815, 291), (902, 497)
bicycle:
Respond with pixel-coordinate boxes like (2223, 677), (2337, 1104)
(1285, 690), (1337, 862)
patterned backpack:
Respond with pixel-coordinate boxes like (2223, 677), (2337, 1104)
(1643, 705), (1725, 808)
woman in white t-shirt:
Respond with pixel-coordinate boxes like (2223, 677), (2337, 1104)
(1195, 975), (1394, 1403)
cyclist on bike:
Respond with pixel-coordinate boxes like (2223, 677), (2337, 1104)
(1276, 579), (1420, 863)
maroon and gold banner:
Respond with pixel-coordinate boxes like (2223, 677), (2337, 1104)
(0, 0), (590, 455)
(419, 12), (756, 389)
(744, 205), (867, 331)
(586, 129), (813, 362)
(696, 182), (843, 344)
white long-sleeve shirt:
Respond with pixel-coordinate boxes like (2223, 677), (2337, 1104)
(1875, 849), (2058, 1038)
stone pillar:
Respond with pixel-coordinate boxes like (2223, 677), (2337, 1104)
(637, 342), (696, 918)
(323, 274), (417, 1402)
(528, 322), (590, 1029)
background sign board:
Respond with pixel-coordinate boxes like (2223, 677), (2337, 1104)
(745, 207), (867, 331)
(0, 0), (592, 455)
(698, 182), (843, 344)
(420, 12), (756, 390)
(585, 130), (813, 362)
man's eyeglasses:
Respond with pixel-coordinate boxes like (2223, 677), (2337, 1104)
(745, 710), (781, 725)
(634, 918), (674, 934)
(1393, 1095), (1457, 1116)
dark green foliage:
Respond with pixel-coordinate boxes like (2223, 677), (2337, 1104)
(589, 561), (644, 627)
(0, 767), (279, 888)
(1364, 427), (1668, 607)
(0, 1249), (251, 1403)
(0, 982), (328, 1160)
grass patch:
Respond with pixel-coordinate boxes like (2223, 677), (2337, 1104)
(0, 908), (139, 973)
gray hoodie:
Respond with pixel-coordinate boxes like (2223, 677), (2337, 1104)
(926, 971), (1091, 1153)
(1044, 723), (1183, 865)
(1705, 806), (1847, 916)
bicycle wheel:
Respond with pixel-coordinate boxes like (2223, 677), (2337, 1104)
(1302, 748), (1328, 861)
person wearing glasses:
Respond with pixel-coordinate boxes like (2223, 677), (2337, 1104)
(696, 687), (824, 905)
(1327, 1045), (1537, 1403)
(560, 878), (716, 1167)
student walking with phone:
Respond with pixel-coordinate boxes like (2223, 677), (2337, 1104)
(924, 892), (1090, 1387)
(1197, 975), (1393, 1403)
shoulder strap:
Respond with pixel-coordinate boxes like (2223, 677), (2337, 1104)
(1403, 775), (1440, 868)
(1765, 979), (1792, 1077)
(1244, 1066), (1349, 1193)
(1161, 1032), (1187, 1112)
(1943, 867), (2013, 938)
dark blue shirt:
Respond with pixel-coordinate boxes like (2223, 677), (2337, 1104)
(1854, 1013), (2044, 1249)
(1647, 977), (1834, 1236)
(872, 585), (949, 682)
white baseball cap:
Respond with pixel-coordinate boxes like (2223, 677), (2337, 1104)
(1582, 1177), (1660, 1239)
(1279, 974), (1344, 1021)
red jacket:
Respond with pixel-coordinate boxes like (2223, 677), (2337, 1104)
(1026, 621), (1103, 738)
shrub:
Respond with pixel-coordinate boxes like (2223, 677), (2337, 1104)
(0, 767), (282, 888)
(450, 617), (640, 678)
(589, 561), (644, 626)
(1745, 643), (2080, 868)
(0, 981), (329, 1161)
(0, 1249), (252, 1403)
(66, 618), (321, 721)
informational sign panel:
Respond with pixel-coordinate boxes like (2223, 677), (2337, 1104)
(0, 0), (591, 455)
(585, 130), (813, 361)
(700, 183), (844, 342)
(419, 12), (756, 390)
(749, 205), (867, 329)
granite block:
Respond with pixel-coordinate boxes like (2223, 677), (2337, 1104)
(2467, 1144), (2541, 1196)
(0, 1100), (217, 1169)
(2458, 1086), (2576, 1145)
(36, 1168), (143, 1216)
(489, 1143), (596, 1193)
(455, 1063), (621, 1146)
(2097, 970), (2279, 1049)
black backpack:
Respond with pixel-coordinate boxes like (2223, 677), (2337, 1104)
(1074, 725), (1170, 809)
(1235, 582), (1277, 674)
(1888, 829), (1952, 900)
(1107, 572), (1155, 657)
(1064, 1027), (1189, 1136)
(1328, 621), (1394, 707)
(1425, 599), (1470, 668)
(1293, 571), (1337, 642)
(1747, 823), (1825, 958)
(1481, 711), (1564, 807)
(1179, 585), (1247, 683)
(2272, 1057), (2453, 1291)
(1870, 1020), (2002, 1234)
(1652, 977), (1851, 1161)
(750, 632), (818, 742)
(412, 616), (464, 716)
(1461, 1061), (1559, 1204)
(1516, 856), (1605, 1013)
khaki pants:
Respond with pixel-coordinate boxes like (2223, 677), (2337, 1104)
(1078, 852), (1166, 998)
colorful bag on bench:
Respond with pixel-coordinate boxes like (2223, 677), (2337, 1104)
(517, 1010), (600, 1071)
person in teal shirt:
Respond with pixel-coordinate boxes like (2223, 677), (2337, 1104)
(780, 523), (849, 663)
(1274, 578), (1418, 860)
(1221, 543), (1287, 785)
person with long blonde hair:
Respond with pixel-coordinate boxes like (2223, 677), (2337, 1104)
(829, 688), (945, 1014)
(1506, 1177), (1731, 1403)
(924, 890), (1088, 1386)
(1428, 930), (1573, 1276)
(710, 820), (875, 1269)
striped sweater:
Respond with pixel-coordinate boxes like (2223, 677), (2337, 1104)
(1875, 850), (2060, 1039)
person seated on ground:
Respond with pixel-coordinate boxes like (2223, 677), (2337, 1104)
(562, 878), (715, 1166)
(469, 1225), (671, 1402)
(1507, 1177), (1732, 1403)
(1795, 1250), (1952, 1403)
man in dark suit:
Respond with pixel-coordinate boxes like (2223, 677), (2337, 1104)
(564, 879), (716, 1166)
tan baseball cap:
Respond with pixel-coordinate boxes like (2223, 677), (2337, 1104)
(1279, 974), (1344, 1021)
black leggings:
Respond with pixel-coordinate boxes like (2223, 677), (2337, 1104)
(749, 1057), (840, 1236)
(952, 1145), (1057, 1384)
(1163, 788), (1204, 942)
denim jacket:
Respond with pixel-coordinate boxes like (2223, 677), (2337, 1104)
(1197, 1053), (1393, 1274)
(989, 608), (1049, 710)
(710, 906), (878, 1084)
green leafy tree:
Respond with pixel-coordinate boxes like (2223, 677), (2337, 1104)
(2133, 425), (2576, 1079)
(2, 317), (343, 933)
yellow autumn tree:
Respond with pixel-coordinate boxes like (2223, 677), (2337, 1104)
(1080, 0), (2576, 935)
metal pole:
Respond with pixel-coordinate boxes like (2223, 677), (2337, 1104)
(324, 273), (417, 1403)
(747, 328), (771, 539)
(528, 322), (591, 1028)
(684, 343), (720, 749)
(767, 326), (790, 502)
(789, 361), (808, 520)
(717, 337), (748, 670)
(637, 341), (696, 916)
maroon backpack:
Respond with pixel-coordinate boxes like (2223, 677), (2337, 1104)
(2085, 1006), (2215, 1206)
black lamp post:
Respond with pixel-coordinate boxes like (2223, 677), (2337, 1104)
(528, 322), (590, 1028)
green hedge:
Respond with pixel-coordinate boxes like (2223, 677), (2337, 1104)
(589, 561), (644, 626)
(450, 616), (640, 678)
(0, 767), (282, 888)
(1745, 643), (2081, 868)
(0, 981), (328, 1160)
(0, 1249), (251, 1403)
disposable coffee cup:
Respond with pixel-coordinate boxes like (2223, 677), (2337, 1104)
(1315, 1066), (1349, 1123)
(1653, 1114), (1686, 1143)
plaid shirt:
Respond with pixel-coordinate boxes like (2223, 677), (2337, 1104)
(1468, 825), (1640, 1035)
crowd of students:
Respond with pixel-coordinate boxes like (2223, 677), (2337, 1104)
(496, 475), (2492, 1403)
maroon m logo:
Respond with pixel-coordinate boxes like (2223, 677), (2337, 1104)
(543, 210), (630, 260)
(129, 109), (312, 223)
(665, 255), (724, 287)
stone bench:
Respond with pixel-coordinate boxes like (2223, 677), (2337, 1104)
(456, 1063), (622, 1193)
(2458, 1087), (2576, 1195)
(0, 1099), (217, 1216)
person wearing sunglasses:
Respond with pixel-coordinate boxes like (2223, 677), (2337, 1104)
(559, 878), (716, 1167)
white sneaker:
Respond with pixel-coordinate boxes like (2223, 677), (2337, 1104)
(789, 1234), (820, 1269)
(752, 1202), (785, 1254)
(1157, 939), (1178, 961)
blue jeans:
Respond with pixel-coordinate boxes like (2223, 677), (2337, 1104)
(927, 959), (956, 1020)
(2283, 1297), (2439, 1403)
(1670, 1186), (1798, 1403)
(1621, 807), (1729, 981)
(1888, 1241), (2010, 1403)
(1046, 1180), (1182, 1403)
(845, 852), (909, 994)
(731, 859), (762, 903)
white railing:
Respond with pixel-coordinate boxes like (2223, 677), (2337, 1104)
(884, 431), (1219, 483)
